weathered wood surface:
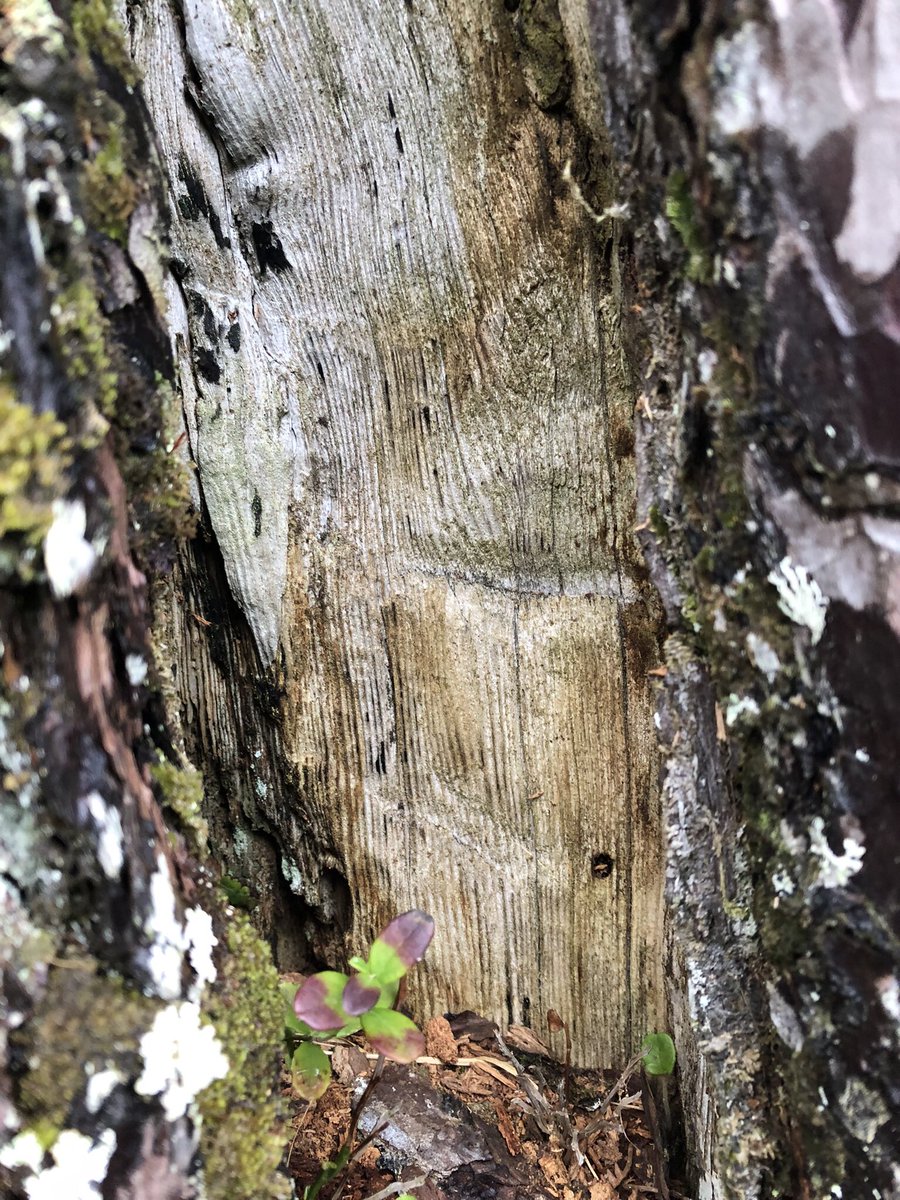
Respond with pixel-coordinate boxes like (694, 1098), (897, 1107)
(129, 0), (665, 1063)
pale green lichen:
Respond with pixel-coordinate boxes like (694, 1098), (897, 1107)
(0, 381), (70, 558)
(198, 913), (290, 1200)
(0, 383), (69, 539)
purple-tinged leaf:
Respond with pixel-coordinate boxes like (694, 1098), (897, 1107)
(361, 1008), (425, 1063)
(281, 982), (315, 1038)
(293, 971), (350, 1032)
(367, 911), (434, 985)
(291, 1041), (331, 1100)
(342, 973), (380, 1016)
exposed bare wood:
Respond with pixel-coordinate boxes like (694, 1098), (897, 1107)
(131, 0), (665, 1062)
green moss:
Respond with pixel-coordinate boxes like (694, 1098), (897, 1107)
(516, 0), (570, 109)
(665, 171), (711, 283)
(199, 914), (290, 1200)
(52, 279), (118, 415)
(71, 0), (138, 85)
(151, 758), (208, 852)
(0, 383), (71, 566)
(0, 384), (71, 585)
(82, 122), (137, 243)
(15, 965), (158, 1128)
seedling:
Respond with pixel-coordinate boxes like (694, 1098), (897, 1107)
(283, 910), (434, 1101)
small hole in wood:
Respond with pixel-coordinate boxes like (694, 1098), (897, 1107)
(591, 852), (614, 879)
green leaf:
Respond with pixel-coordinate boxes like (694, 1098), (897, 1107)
(366, 911), (435, 986)
(291, 1042), (331, 1100)
(641, 1032), (676, 1076)
(342, 971), (381, 1016)
(361, 1008), (425, 1063)
(281, 982), (315, 1038)
(294, 971), (352, 1032)
(374, 978), (400, 1009)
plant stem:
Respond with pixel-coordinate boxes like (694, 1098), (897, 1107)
(322, 1054), (387, 1200)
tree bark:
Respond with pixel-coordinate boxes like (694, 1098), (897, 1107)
(0, 5), (285, 1199)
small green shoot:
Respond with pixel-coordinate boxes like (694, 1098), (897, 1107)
(219, 874), (252, 909)
(641, 1031), (676, 1076)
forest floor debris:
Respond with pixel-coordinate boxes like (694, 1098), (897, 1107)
(284, 1009), (681, 1200)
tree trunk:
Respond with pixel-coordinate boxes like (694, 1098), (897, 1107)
(129, 0), (666, 1068)
(2, 1), (898, 1199)
(0, 5), (286, 1199)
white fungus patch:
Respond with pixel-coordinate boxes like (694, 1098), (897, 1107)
(84, 792), (124, 879)
(43, 499), (97, 599)
(145, 855), (187, 1000)
(809, 816), (865, 888)
(0, 1130), (45, 1173)
(767, 556), (828, 643)
(135, 1001), (229, 1121)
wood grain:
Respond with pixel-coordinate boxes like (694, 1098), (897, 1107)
(133, 0), (664, 1061)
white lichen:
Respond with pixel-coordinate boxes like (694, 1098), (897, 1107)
(135, 1001), (229, 1121)
(43, 499), (97, 599)
(746, 632), (781, 681)
(184, 905), (218, 996)
(84, 792), (124, 880)
(772, 868), (795, 898)
(8, 1128), (117, 1200)
(767, 556), (828, 643)
(125, 653), (148, 686)
(876, 975), (900, 1024)
(84, 1067), (123, 1114)
(766, 981), (804, 1053)
(809, 816), (865, 889)
(143, 857), (219, 1000)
